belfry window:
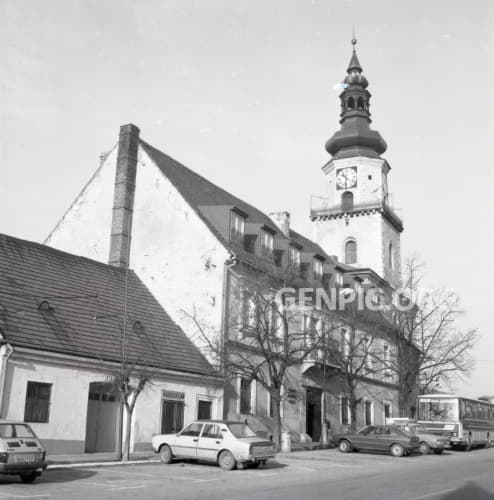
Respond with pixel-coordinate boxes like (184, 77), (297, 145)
(341, 191), (354, 212)
(347, 97), (355, 110)
(357, 97), (364, 109)
(345, 240), (357, 265)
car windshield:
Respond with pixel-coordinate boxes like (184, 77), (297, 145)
(418, 398), (458, 422)
(228, 423), (257, 438)
(0, 424), (35, 438)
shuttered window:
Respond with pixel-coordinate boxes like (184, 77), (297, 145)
(24, 382), (52, 423)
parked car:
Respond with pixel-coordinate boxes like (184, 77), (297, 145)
(394, 422), (451, 455)
(152, 420), (276, 470)
(335, 425), (420, 457)
(0, 421), (47, 483)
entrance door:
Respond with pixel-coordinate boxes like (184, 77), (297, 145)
(306, 387), (322, 442)
(85, 382), (120, 453)
(161, 400), (184, 434)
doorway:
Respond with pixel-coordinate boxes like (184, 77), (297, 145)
(306, 387), (322, 442)
(84, 382), (120, 453)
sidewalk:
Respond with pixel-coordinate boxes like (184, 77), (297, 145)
(47, 446), (334, 469)
(47, 451), (159, 469)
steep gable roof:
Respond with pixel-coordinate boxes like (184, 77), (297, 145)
(141, 139), (343, 271)
(0, 233), (215, 377)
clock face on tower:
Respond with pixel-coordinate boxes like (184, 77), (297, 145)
(336, 167), (358, 190)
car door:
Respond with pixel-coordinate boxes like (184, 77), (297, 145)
(197, 424), (224, 461)
(379, 426), (398, 451)
(173, 422), (203, 458)
(354, 426), (378, 450)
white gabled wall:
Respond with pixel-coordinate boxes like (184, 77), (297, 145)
(45, 148), (118, 262)
(130, 147), (230, 358)
(45, 145), (230, 361)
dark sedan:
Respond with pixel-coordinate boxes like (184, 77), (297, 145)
(336, 425), (420, 457)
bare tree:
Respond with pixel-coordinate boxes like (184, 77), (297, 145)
(185, 267), (326, 450)
(107, 362), (153, 461)
(389, 257), (477, 417)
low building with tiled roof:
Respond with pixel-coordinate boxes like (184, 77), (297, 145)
(0, 233), (223, 455)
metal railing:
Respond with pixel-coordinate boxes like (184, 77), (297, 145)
(310, 196), (403, 229)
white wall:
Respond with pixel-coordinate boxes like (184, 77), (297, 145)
(46, 146), (230, 361)
(3, 351), (222, 455)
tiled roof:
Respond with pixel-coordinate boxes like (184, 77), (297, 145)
(0, 234), (215, 377)
(141, 140), (341, 270)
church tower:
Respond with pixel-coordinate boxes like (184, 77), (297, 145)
(312, 37), (403, 287)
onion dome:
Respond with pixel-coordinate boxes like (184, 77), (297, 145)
(325, 37), (387, 159)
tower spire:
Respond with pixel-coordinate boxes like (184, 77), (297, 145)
(324, 36), (387, 159)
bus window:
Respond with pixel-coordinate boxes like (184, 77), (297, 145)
(417, 398), (458, 421)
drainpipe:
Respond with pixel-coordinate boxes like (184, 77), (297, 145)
(0, 343), (14, 418)
(220, 253), (237, 420)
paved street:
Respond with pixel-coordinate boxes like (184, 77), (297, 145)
(1, 448), (493, 500)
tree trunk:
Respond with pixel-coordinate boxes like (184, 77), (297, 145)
(270, 389), (282, 451)
(122, 406), (132, 461)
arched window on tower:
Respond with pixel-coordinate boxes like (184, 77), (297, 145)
(357, 97), (364, 109)
(345, 240), (357, 265)
(341, 191), (354, 212)
(388, 242), (394, 269)
(347, 97), (355, 109)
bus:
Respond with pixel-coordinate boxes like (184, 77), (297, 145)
(416, 394), (494, 449)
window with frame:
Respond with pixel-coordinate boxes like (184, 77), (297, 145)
(230, 210), (245, 245)
(341, 396), (350, 425)
(24, 381), (52, 423)
(241, 289), (257, 331)
(364, 401), (373, 426)
(240, 378), (252, 414)
(288, 245), (301, 268)
(313, 258), (323, 281)
(260, 229), (274, 258)
(340, 328), (350, 359)
(344, 240), (357, 264)
(383, 402), (391, 421)
(197, 400), (212, 420)
(363, 337), (373, 374)
(383, 343), (391, 377)
(335, 272), (343, 287)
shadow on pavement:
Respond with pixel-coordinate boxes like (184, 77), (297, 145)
(0, 468), (97, 485)
(441, 481), (493, 500)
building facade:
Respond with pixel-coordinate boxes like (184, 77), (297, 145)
(44, 41), (407, 444)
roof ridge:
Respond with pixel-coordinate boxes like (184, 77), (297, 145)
(0, 233), (131, 277)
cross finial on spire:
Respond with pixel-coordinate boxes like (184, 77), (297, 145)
(351, 26), (357, 49)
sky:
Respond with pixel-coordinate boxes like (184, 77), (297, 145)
(1, 0), (493, 398)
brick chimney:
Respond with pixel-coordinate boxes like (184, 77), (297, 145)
(269, 211), (290, 238)
(108, 124), (140, 268)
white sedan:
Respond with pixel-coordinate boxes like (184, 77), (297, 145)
(152, 420), (276, 470)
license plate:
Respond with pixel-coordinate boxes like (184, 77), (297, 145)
(15, 455), (35, 463)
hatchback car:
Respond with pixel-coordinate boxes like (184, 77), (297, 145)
(0, 421), (47, 483)
(152, 420), (276, 470)
(395, 423), (451, 455)
(335, 425), (420, 457)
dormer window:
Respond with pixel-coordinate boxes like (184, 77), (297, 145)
(313, 258), (323, 281)
(288, 245), (301, 268)
(260, 228), (274, 258)
(230, 210), (245, 246)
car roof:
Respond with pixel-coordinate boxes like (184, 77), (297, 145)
(191, 420), (246, 425)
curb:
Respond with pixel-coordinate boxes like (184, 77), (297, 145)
(47, 458), (160, 470)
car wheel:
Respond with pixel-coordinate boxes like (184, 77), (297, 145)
(338, 439), (352, 453)
(218, 450), (236, 471)
(390, 443), (405, 457)
(20, 472), (37, 484)
(419, 442), (431, 455)
(433, 449), (444, 455)
(159, 444), (173, 464)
